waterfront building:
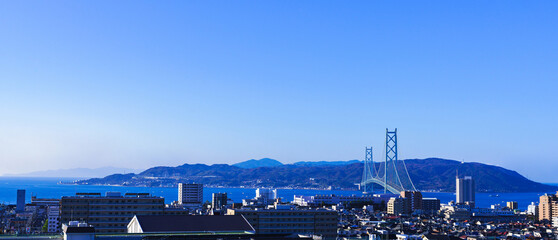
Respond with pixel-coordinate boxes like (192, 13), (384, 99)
(293, 194), (377, 207)
(472, 207), (514, 217)
(456, 176), (475, 207)
(60, 192), (165, 233)
(256, 188), (277, 200)
(226, 208), (337, 238)
(178, 183), (203, 207)
(527, 202), (538, 217)
(243, 188), (278, 207)
(255, 188), (277, 203)
(212, 192), (228, 210)
(47, 205), (60, 233)
(506, 201), (518, 210)
(538, 192), (558, 221)
(242, 198), (260, 207)
(16, 189), (25, 213)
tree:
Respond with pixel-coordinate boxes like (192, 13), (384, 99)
(42, 219), (48, 233)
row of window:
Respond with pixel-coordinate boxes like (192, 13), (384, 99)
(98, 223), (127, 227)
(61, 212), (161, 220)
(87, 217), (130, 221)
(253, 218), (337, 222)
(62, 199), (162, 203)
(242, 212), (335, 216)
(76, 206), (162, 209)
(61, 207), (162, 211)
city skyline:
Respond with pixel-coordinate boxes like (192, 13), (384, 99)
(1, 1), (558, 182)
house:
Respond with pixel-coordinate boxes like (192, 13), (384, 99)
(62, 221), (95, 240)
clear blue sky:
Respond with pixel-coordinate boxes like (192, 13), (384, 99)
(1, 1), (557, 182)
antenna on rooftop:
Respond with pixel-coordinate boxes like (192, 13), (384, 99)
(456, 159), (464, 178)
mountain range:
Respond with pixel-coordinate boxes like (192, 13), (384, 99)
(75, 158), (558, 193)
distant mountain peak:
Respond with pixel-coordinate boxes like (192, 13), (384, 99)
(232, 158), (283, 169)
(292, 160), (362, 167)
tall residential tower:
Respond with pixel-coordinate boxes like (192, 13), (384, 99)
(456, 176), (475, 207)
(16, 189), (25, 213)
(539, 192), (558, 221)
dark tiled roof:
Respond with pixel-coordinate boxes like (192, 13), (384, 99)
(135, 215), (255, 233)
(65, 226), (96, 233)
(424, 234), (451, 240)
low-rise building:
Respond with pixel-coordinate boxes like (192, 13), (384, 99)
(62, 221), (95, 240)
(227, 208), (338, 238)
(31, 196), (60, 207)
(47, 205), (61, 233)
(293, 194), (377, 206)
(127, 215), (255, 234)
(442, 204), (471, 220)
(472, 207), (514, 217)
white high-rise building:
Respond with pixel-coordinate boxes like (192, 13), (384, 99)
(178, 183), (203, 207)
(256, 188), (277, 201)
(456, 176), (475, 206)
(47, 205), (60, 233)
(527, 202), (538, 215)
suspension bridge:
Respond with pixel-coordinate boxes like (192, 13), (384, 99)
(361, 128), (416, 194)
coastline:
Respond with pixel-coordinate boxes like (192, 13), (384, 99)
(0, 177), (553, 210)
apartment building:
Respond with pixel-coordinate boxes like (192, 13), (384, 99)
(539, 192), (558, 221)
(178, 183), (203, 207)
(60, 192), (165, 233)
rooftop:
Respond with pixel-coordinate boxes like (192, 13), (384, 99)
(131, 215), (255, 233)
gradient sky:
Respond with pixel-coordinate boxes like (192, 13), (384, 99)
(1, 1), (557, 182)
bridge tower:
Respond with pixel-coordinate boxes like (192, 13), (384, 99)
(360, 128), (416, 194)
(361, 147), (374, 193)
(384, 128), (401, 193)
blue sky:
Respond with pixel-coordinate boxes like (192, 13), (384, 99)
(1, 1), (557, 182)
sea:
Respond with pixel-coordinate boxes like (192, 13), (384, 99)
(0, 177), (555, 211)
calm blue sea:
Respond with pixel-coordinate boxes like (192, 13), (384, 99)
(0, 177), (554, 210)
